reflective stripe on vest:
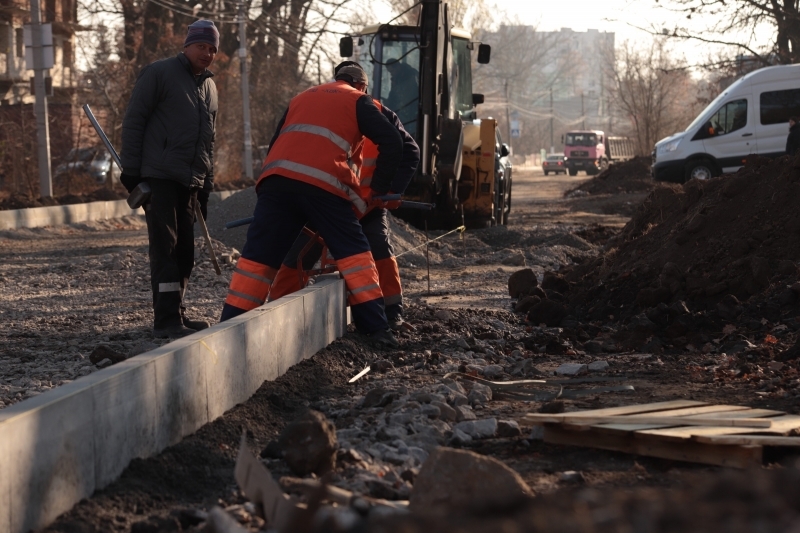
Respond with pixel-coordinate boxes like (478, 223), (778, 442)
(375, 256), (402, 303)
(262, 159), (368, 214)
(281, 123), (352, 154)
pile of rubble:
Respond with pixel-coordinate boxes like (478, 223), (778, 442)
(565, 156), (654, 197)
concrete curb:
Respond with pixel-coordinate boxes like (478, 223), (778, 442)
(0, 190), (239, 231)
(0, 275), (346, 533)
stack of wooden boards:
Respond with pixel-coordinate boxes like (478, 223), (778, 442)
(524, 400), (800, 468)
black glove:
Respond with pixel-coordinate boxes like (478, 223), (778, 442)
(197, 189), (210, 221)
(120, 174), (143, 193)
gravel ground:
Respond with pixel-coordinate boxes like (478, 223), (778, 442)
(0, 216), (237, 409)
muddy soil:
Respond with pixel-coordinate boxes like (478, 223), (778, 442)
(3, 167), (799, 532)
(565, 156), (656, 196)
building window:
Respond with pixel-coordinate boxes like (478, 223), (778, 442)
(15, 27), (23, 57)
(63, 39), (72, 66)
(61, 0), (73, 22)
(0, 25), (8, 55)
(45, 0), (56, 21)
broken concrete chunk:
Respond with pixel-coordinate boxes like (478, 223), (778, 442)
(455, 405), (477, 422)
(433, 401), (457, 422)
(588, 360), (610, 372)
(481, 364), (504, 379)
(278, 410), (337, 476)
(454, 418), (497, 439)
(497, 419), (522, 438)
(555, 363), (588, 376)
(508, 268), (538, 298)
(409, 447), (534, 516)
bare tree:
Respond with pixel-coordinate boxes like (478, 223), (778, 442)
(651, 0), (800, 66)
(603, 38), (702, 155)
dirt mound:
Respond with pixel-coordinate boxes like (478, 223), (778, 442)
(565, 156), (654, 196)
(560, 154), (800, 339)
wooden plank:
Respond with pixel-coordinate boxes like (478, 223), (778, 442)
(543, 425), (762, 469)
(637, 415), (800, 440)
(693, 435), (800, 446)
(526, 414), (772, 428)
(546, 400), (707, 418)
(628, 405), (749, 418)
(594, 408), (784, 434)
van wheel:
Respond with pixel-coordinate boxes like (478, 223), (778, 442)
(685, 159), (715, 182)
(568, 168), (577, 176)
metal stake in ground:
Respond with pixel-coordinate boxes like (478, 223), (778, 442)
(425, 219), (431, 295)
(461, 204), (466, 259)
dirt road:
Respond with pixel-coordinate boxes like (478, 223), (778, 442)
(4, 168), (798, 532)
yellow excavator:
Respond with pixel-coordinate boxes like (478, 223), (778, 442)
(339, 0), (512, 228)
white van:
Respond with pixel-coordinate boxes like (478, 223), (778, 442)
(652, 64), (800, 182)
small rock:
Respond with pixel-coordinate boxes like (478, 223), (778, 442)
(89, 345), (127, 365)
(95, 358), (113, 369)
(559, 470), (586, 484)
(527, 300), (568, 327)
(508, 268), (538, 298)
(555, 363), (588, 376)
(541, 271), (569, 294)
(583, 340), (604, 354)
(539, 400), (565, 414)
(433, 401), (457, 422)
(769, 361), (785, 372)
(260, 440), (283, 459)
(467, 386), (492, 406)
(456, 337), (471, 350)
(409, 447), (533, 516)
(587, 360), (609, 372)
(421, 404), (441, 419)
(434, 309), (453, 321)
(278, 410), (337, 476)
(502, 252), (526, 267)
(497, 419), (522, 438)
(481, 364), (504, 379)
(514, 295), (541, 313)
(449, 428), (473, 446)
(454, 418), (498, 439)
(455, 405), (477, 421)
(362, 387), (388, 408)
(372, 359), (394, 373)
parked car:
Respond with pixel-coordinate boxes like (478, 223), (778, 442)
(55, 146), (120, 184)
(543, 153), (567, 175)
(652, 64), (800, 182)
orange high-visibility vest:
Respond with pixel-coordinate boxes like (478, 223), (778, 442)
(258, 81), (367, 213)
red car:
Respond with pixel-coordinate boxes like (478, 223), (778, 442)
(543, 153), (566, 175)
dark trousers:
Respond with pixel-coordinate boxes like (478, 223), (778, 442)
(144, 179), (197, 329)
(220, 185), (388, 333)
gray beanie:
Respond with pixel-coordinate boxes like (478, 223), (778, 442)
(185, 20), (220, 51)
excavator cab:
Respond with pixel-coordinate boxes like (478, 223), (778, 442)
(341, 1), (503, 228)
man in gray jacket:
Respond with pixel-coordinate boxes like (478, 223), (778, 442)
(121, 19), (219, 338)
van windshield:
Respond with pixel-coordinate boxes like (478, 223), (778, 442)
(684, 90), (730, 133)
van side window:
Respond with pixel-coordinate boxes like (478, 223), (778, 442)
(760, 89), (800, 125)
(694, 99), (747, 140)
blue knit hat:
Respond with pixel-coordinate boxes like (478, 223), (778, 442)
(185, 20), (219, 51)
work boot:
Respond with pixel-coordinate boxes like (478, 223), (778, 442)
(366, 328), (400, 349)
(388, 315), (415, 333)
(183, 316), (210, 331)
(153, 325), (196, 339)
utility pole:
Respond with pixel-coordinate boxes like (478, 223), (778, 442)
(238, 0), (254, 180)
(549, 87), (554, 154)
(504, 79), (513, 154)
(29, 0), (52, 197)
(581, 91), (585, 130)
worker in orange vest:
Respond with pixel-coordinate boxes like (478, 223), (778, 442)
(269, 63), (420, 331)
(219, 64), (404, 347)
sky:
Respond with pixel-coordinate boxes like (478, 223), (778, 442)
(499, 0), (777, 68)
